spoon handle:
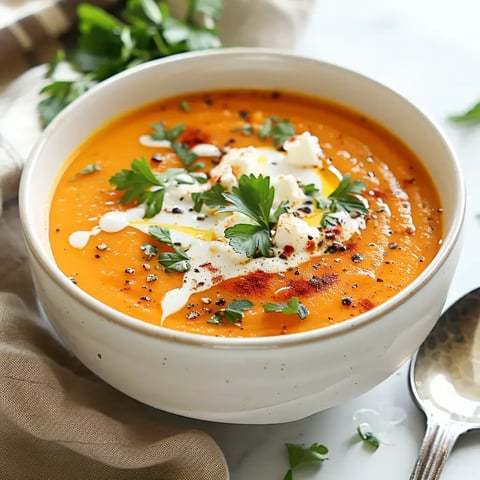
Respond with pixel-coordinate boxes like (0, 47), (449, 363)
(409, 415), (464, 480)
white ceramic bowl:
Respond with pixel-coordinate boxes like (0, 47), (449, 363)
(19, 49), (465, 424)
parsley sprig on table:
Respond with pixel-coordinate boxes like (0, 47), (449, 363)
(39, 0), (223, 127)
(263, 297), (309, 320)
(219, 174), (288, 258)
(449, 102), (480, 124)
(148, 226), (191, 273)
(357, 427), (380, 450)
(283, 442), (328, 480)
(109, 157), (206, 218)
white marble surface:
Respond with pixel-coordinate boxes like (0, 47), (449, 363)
(189, 0), (480, 478)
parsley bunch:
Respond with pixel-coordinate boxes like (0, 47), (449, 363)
(39, 0), (223, 127)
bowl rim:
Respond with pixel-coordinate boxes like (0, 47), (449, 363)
(19, 47), (466, 348)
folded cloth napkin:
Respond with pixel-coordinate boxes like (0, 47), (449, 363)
(0, 0), (314, 478)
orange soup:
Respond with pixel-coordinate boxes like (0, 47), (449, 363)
(49, 89), (443, 337)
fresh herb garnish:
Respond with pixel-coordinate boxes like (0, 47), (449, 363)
(151, 121), (185, 142)
(233, 123), (254, 135)
(39, 0), (223, 127)
(257, 116), (296, 146)
(263, 296), (309, 320)
(321, 173), (369, 228)
(78, 163), (102, 175)
(283, 442), (328, 480)
(192, 183), (227, 212)
(150, 121), (204, 171)
(449, 102), (480, 124)
(357, 427), (380, 450)
(109, 157), (205, 218)
(179, 100), (190, 112)
(148, 226), (191, 273)
(219, 174), (288, 258)
(207, 299), (254, 325)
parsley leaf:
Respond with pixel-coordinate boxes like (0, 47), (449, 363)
(38, 78), (91, 128)
(78, 163), (102, 175)
(192, 183), (227, 212)
(109, 157), (165, 217)
(150, 121), (204, 171)
(219, 174), (288, 258)
(321, 173), (369, 228)
(258, 116), (296, 146)
(179, 100), (190, 112)
(449, 102), (480, 124)
(357, 427), (380, 450)
(263, 297), (309, 320)
(38, 0), (223, 126)
(109, 158), (204, 218)
(207, 299), (254, 325)
(151, 121), (185, 142)
(283, 442), (328, 480)
(148, 226), (191, 273)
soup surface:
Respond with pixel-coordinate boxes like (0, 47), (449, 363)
(49, 89), (443, 337)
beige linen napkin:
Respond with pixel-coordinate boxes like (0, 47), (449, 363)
(0, 0), (314, 478)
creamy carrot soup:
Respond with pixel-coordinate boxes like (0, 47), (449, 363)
(49, 89), (443, 337)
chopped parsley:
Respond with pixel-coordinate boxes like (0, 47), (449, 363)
(321, 173), (369, 228)
(357, 427), (380, 450)
(78, 163), (102, 175)
(207, 299), (254, 325)
(148, 226), (191, 273)
(263, 297), (309, 320)
(283, 442), (328, 480)
(257, 116), (296, 146)
(38, 0), (223, 127)
(179, 100), (190, 112)
(150, 121), (204, 171)
(192, 183), (227, 212)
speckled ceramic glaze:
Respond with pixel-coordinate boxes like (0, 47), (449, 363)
(19, 49), (465, 423)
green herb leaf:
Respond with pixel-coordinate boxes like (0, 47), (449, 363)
(38, 78), (91, 127)
(320, 173), (369, 227)
(78, 163), (102, 175)
(45, 49), (65, 78)
(179, 100), (190, 112)
(38, 0), (223, 126)
(283, 442), (328, 480)
(208, 299), (254, 325)
(171, 142), (203, 171)
(449, 102), (480, 124)
(218, 174), (287, 258)
(148, 226), (191, 273)
(258, 116), (296, 146)
(109, 157), (166, 217)
(192, 183), (227, 212)
(357, 427), (380, 450)
(224, 223), (272, 258)
(151, 121), (185, 142)
(263, 297), (309, 319)
(110, 159), (204, 217)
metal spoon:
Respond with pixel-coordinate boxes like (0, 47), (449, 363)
(409, 287), (480, 479)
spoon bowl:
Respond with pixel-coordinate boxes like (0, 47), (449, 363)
(409, 287), (480, 479)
